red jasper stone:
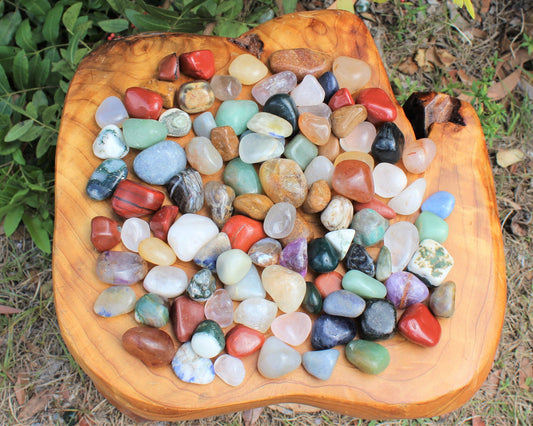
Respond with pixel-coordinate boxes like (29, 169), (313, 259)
(90, 216), (121, 252)
(354, 197), (397, 220)
(111, 179), (165, 218)
(328, 88), (354, 111)
(221, 215), (267, 252)
(122, 326), (176, 368)
(170, 296), (205, 343)
(355, 88), (397, 124)
(158, 53), (179, 81)
(331, 160), (374, 203)
(124, 87), (163, 120)
(225, 324), (266, 357)
(179, 50), (215, 80)
(150, 205), (179, 241)
(314, 271), (343, 298)
(398, 303), (441, 347)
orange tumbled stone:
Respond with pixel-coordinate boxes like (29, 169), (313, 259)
(233, 194), (274, 220)
(298, 112), (331, 146)
(303, 180), (331, 214)
(315, 271), (343, 298)
(318, 133), (340, 162)
(330, 105), (367, 138)
(331, 160), (374, 203)
(210, 126), (239, 161)
(222, 215), (267, 252)
(269, 48), (331, 81)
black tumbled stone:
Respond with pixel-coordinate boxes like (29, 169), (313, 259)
(371, 122), (405, 164)
(345, 242), (375, 277)
(359, 298), (397, 341)
(311, 314), (357, 350)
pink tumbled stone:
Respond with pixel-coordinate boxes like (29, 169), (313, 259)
(402, 138), (437, 174)
(270, 312), (312, 346)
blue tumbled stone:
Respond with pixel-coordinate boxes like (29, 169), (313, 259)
(421, 191), (455, 219)
(310, 314), (357, 350)
(317, 72), (339, 103)
(193, 111), (217, 138)
(133, 140), (186, 185)
(302, 348), (340, 380)
(172, 342), (215, 384)
(323, 290), (366, 318)
(86, 158), (128, 200)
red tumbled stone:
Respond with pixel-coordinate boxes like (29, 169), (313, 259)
(170, 296), (205, 343)
(90, 216), (121, 252)
(355, 88), (397, 124)
(158, 53), (179, 81)
(111, 179), (165, 218)
(314, 271), (343, 298)
(331, 160), (374, 203)
(150, 205), (179, 241)
(124, 87), (163, 120)
(354, 197), (397, 220)
(221, 215), (267, 252)
(225, 324), (266, 357)
(398, 303), (441, 347)
(179, 50), (215, 80)
(328, 88), (354, 111)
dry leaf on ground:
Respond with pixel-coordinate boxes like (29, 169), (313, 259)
(481, 369), (501, 398)
(243, 407), (264, 426)
(488, 69), (522, 100)
(397, 56), (418, 75)
(19, 389), (54, 420)
(496, 149), (525, 168)
(14, 373), (30, 405)
(518, 357), (533, 390)
(0, 305), (22, 314)
(472, 415), (486, 426)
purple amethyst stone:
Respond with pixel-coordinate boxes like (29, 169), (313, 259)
(385, 271), (429, 309)
(279, 237), (308, 276)
(96, 250), (148, 285)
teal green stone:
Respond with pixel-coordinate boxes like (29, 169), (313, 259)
(345, 339), (390, 375)
(284, 133), (318, 170)
(375, 246), (392, 282)
(303, 281), (323, 314)
(350, 208), (389, 247)
(123, 118), (168, 149)
(215, 100), (259, 135)
(415, 211), (449, 243)
(223, 158), (263, 196)
(191, 319), (225, 358)
(134, 293), (169, 328)
(86, 158), (128, 201)
(342, 270), (387, 299)
(308, 238), (339, 273)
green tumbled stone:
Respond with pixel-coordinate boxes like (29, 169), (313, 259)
(123, 118), (168, 149)
(191, 319), (226, 358)
(223, 158), (263, 196)
(134, 293), (169, 328)
(375, 246), (392, 282)
(415, 211), (449, 243)
(429, 280), (456, 318)
(342, 270), (387, 299)
(215, 100), (259, 135)
(345, 339), (390, 375)
(308, 237), (340, 273)
(351, 208), (389, 247)
(284, 133), (318, 170)
(303, 281), (323, 314)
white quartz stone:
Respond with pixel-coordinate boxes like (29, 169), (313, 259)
(143, 265), (188, 298)
(373, 163), (408, 198)
(233, 297), (278, 333)
(121, 217), (150, 252)
(92, 124), (129, 159)
(168, 214), (219, 262)
(304, 155), (334, 187)
(388, 178), (427, 215)
(239, 133), (285, 164)
(290, 75), (325, 106)
(325, 228), (356, 260)
(383, 221), (419, 273)
(225, 265), (266, 301)
(214, 355), (246, 386)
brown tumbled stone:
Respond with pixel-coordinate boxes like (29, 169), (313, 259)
(210, 126), (239, 161)
(143, 79), (176, 109)
(234, 194), (274, 220)
(318, 133), (340, 162)
(122, 326), (176, 368)
(331, 105), (367, 138)
(280, 210), (315, 246)
(269, 48), (331, 81)
(302, 179), (331, 214)
(259, 158), (308, 208)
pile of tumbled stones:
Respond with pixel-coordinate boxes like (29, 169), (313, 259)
(87, 47), (456, 385)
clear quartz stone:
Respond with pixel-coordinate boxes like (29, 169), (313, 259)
(263, 202), (297, 239)
(383, 221), (419, 273)
(95, 96), (129, 128)
(121, 217), (151, 252)
(290, 75), (325, 106)
(214, 354), (245, 386)
(252, 71), (298, 105)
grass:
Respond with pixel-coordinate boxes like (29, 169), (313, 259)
(1, 0), (533, 424)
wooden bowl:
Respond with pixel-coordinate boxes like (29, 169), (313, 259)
(53, 10), (506, 421)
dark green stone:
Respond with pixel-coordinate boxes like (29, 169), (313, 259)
(308, 237), (339, 273)
(303, 281), (323, 314)
(86, 158), (128, 200)
(187, 268), (216, 302)
(263, 93), (299, 136)
(359, 298), (396, 340)
(194, 319), (225, 350)
(345, 339), (390, 375)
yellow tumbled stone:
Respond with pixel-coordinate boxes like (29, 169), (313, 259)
(138, 237), (176, 266)
(229, 54), (269, 85)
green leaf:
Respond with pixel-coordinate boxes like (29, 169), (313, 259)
(22, 213), (51, 253)
(282, 0), (297, 14)
(0, 63), (11, 94)
(12, 49), (29, 90)
(19, 124), (44, 142)
(214, 20), (249, 38)
(36, 57), (51, 87)
(4, 120), (34, 142)
(0, 10), (22, 46)
(97, 18), (130, 33)
(25, 102), (38, 120)
(124, 9), (173, 31)
(63, 2), (83, 33)
(105, 0), (134, 14)
(336, 0), (355, 13)
(36, 129), (57, 158)
(15, 19), (37, 52)
(43, 4), (64, 43)
(3, 205), (24, 237)
(42, 105), (59, 125)
(13, 149), (26, 165)
(64, 32), (81, 66)
(19, 0), (51, 20)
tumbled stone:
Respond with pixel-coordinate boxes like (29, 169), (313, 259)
(150, 205), (179, 241)
(385, 271), (429, 309)
(96, 250), (148, 285)
(303, 281), (323, 314)
(95, 96), (128, 128)
(210, 75), (242, 101)
(328, 88), (354, 111)
(415, 211), (449, 243)
(314, 271), (343, 298)
(204, 289), (233, 328)
(331, 160), (374, 203)
(143, 265), (188, 298)
(291, 74), (325, 106)
(191, 319), (225, 358)
(234, 194), (273, 221)
(217, 249), (252, 286)
(429, 281), (456, 318)
(248, 238), (282, 268)
(92, 125), (128, 159)
(229, 53), (269, 85)
(214, 354), (245, 386)
(193, 232), (231, 272)
(215, 100), (259, 135)
(340, 121), (376, 153)
(323, 290), (365, 318)
(239, 132), (285, 164)
(158, 108), (191, 137)
(91, 216), (121, 252)
(262, 265), (306, 313)
(222, 215), (267, 252)
(258, 336), (302, 379)
(94, 286), (136, 317)
(185, 136), (223, 175)
(192, 111), (217, 138)
(351, 208), (389, 247)
(263, 202), (297, 239)
(259, 158), (308, 207)
(371, 122), (405, 164)
(279, 209), (315, 245)
(344, 243), (375, 277)
(354, 197), (397, 220)
(204, 181), (235, 228)
(124, 87), (163, 120)
(187, 268), (216, 302)
(311, 314), (357, 350)
(170, 296), (205, 343)
(375, 246), (392, 282)
(320, 195), (354, 232)
(177, 80), (215, 114)
(388, 178), (427, 215)
(383, 221), (419, 273)
(334, 151), (375, 170)
(332, 56), (371, 92)
(342, 270), (386, 299)
(302, 348), (339, 380)
(226, 324), (266, 357)
(167, 168), (204, 213)
(122, 118), (168, 150)
(142, 79), (176, 109)
(402, 137), (437, 174)
(407, 239), (454, 287)
(223, 158), (262, 195)
(210, 126), (239, 161)
(247, 112), (293, 139)
(157, 53), (179, 81)
(279, 237), (307, 276)
(271, 312), (312, 346)
(308, 237), (339, 273)
(233, 297), (278, 333)
(355, 88), (397, 124)
(86, 159), (128, 201)
(317, 71), (339, 103)
(359, 298), (397, 340)
(167, 213), (219, 262)
(331, 105), (367, 138)
(225, 264), (266, 301)
(269, 48), (330, 81)
(133, 140), (187, 185)
(134, 293), (169, 328)
(122, 326), (175, 368)
(345, 340), (390, 375)
(298, 103), (332, 119)
(325, 228), (355, 261)
(172, 342), (215, 384)
(298, 112), (331, 145)
(111, 179), (165, 218)
(302, 179), (331, 214)
(263, 93), (299, 136)
(304, 156), (334, 187)
(179, 49), (215, 80)
(372, 163), (407, 199)
(252, 71), (298, 105)
(421, 191), (455, 219)
(398, 303), (441, 347)
(284, 133), (318, 170)
(138, 237), (176, 266)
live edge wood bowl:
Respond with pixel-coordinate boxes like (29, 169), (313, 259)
(53, 10), (506, 421)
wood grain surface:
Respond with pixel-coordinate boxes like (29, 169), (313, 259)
(53, 10), (506, 421)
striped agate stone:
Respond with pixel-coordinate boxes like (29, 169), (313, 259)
(111, 179), (165, 218)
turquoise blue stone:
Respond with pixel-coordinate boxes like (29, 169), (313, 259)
(86, 158), (128, 200)
(223, 158), (263, 195)
(421, 191), (455, 219)
(134, 293), (169, 328)
(263, 93), (299, 136)
(283, 133), (318, 170)
(302, 348), (340, 380)
(350, 208), (389, 247)
(323, 290), (365, 318)
(317, 72), (339, 103)
(133, 140), (186, 185)
(215, 100), (259, 135)
(311, 314), (357, 350)
(308, 237), (339, 273)
(193, 111), (217, 138)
